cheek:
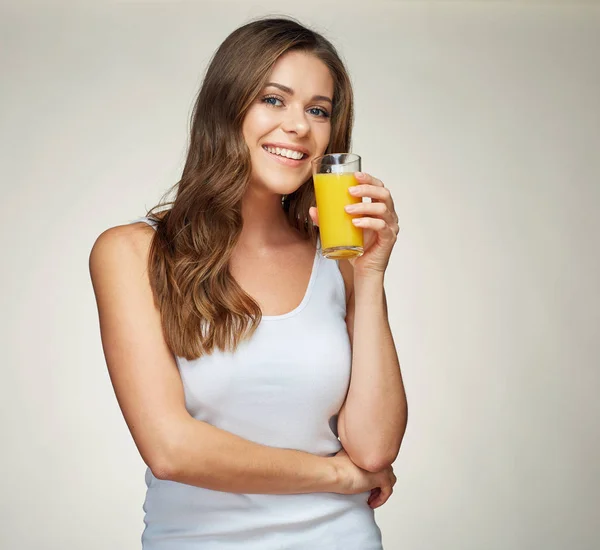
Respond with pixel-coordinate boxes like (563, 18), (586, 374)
(243, 107), (277, 143)
(314, 123), (332, 152)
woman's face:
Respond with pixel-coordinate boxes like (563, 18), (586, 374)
(242, 50), (334, 197)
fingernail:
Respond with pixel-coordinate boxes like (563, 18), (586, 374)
(356, 172), (364, 178)
(344, 204), (356, 212)
(348, 186), (358, 194)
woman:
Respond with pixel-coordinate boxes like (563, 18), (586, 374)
(90, 16), (407, 549)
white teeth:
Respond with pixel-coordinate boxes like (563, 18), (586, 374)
(264, 146), (305, 160)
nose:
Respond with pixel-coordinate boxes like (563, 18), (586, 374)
(281, 104), (310, 137)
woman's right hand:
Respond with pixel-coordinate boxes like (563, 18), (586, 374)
(330, 448), (397, 509)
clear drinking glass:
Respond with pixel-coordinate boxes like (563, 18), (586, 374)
(312, 153), (364, 259)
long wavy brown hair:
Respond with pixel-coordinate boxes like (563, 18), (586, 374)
(144, 16), (354, 360)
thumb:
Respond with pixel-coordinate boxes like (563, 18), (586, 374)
(309, 206), (320, 227)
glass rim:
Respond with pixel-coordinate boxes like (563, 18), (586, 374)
(311, 152), (361, 166)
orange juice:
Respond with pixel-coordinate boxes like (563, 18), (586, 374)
(313, 172), (364, 259)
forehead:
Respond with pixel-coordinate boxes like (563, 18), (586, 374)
(266, 50), (334, 97)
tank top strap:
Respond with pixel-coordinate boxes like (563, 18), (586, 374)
(307, 248), (348, 319)
(130, 216), (158, 230)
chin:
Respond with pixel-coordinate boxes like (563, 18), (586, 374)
(262, 179), (307, 197)
(252, 166), (311, 196)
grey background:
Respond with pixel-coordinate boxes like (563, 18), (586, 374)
(1, 1), (598, 549)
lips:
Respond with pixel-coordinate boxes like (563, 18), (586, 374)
(262, 143), (310, 156)
(262, 146), (309, 167)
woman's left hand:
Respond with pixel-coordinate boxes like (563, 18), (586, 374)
(309, 172), (400, 277)
(344, 172), (399, 276)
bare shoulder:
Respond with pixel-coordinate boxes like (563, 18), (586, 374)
(336, 259), (354, 304)
(88, 219), (161, 344)
(90, 221), (155, 265)
(88, 220), (160, 344)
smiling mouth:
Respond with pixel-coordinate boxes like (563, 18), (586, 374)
(262, 145), (309, 161)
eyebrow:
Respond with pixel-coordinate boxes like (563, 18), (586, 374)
(264, 82), (333, 105)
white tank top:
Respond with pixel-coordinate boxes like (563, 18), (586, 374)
(129, 216), (383, 549)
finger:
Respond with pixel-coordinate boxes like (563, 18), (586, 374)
(369, 487), (389, 508)
(355, 172), (384, 187)
(348, 185), (391, 202)
(309, 206), (319, 227)
(379, 486), (394, 507)
(351, 218), (398, 241)
(344, 202), (397, 226)
(367, 487), (381, 506)
(370, 485), (393, 509)
(348, 184), (396, 215)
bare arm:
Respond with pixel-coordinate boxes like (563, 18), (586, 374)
(337, 260), (408, 473)
(89, 223), (338, 494)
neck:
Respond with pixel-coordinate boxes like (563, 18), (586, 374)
(238, 187), (295, 250)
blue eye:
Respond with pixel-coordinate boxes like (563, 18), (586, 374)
(309, 107), (330, 118)
(262, 95), (330, 118)
(263, 96), (283, 107)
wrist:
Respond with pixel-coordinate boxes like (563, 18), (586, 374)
(353, 269), (385, 285)
(326, 456), (348, 494)
(353, 271), (385, 298)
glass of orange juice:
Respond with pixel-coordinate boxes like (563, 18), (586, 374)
(312, 153), (364, 260)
